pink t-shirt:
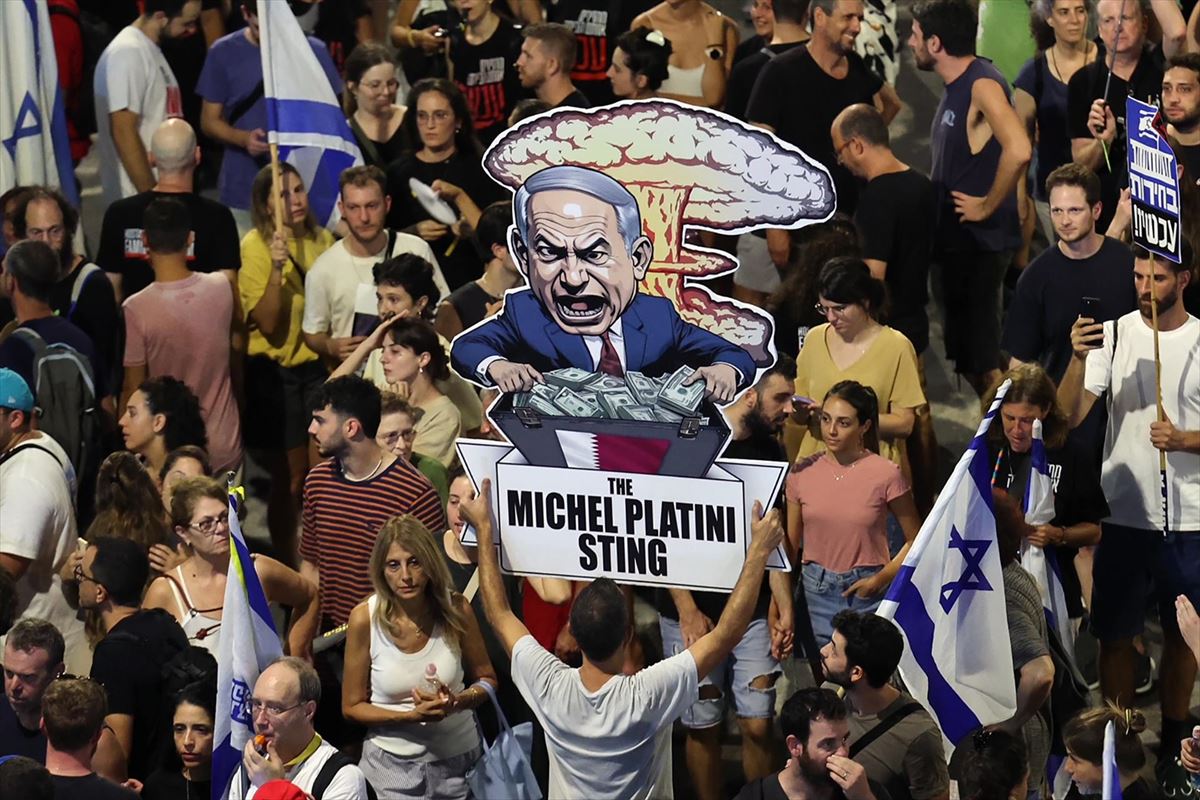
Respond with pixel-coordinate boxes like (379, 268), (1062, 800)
(785, 452), (909, 573)
(123, 273), (242, 473)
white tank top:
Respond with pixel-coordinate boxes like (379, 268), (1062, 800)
(365, 594), (479, 761)
(166, 566), (223, 656)
(659, 63), (706, 97)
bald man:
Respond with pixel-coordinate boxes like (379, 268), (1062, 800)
(96, 119), (241, 300)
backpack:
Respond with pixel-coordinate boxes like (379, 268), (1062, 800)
(47, 1), (109, 139)
(65, 263), (103, 323)
(9, 327), (101, 487)
(311, 750), (378, 800)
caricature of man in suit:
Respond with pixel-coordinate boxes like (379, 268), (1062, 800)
(450, 165), (756, 402)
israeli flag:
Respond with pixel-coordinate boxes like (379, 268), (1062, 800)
(0, 0), (78, 203)
(1103, 721), (1124, 800)
(1020, 419), (1076, 658)
(213, 490), (283, 800)
(877, 380), (1016, 753)
(259, 0), (362, 228)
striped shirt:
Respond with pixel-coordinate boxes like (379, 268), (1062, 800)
(300, 456), (446, 629)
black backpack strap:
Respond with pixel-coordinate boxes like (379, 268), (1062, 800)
(0, 442), (64, 468)
(849, 701), (925, 758)
(311, 750), (375, 800)
(227, 80), (266, 129)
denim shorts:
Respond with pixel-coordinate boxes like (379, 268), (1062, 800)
(1090, 523), (1200, 642)
(659, 616), (779, 729)
(801, 562), (884, 646)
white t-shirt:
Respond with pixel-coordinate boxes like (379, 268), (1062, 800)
(93, 25), (182, 206)
(229, 738), (368, 800)
(1084, 311), (1200, 530)
(510, 635), (699, 800)
(301, 234), (448, 339)
(0, 433), (89, 673)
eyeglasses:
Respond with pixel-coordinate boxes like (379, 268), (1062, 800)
(361, 79), (400, 92)
(189, 513), (230, 535)
(813, 302), (852, 317)
(416, 110), (452, 125)
(248, 698), (304, 719)
(73, 565), (98, 585)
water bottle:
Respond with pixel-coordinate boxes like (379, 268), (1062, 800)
(418, 663), (441, 697)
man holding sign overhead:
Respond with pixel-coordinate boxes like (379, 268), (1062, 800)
(1057, 242), (1200, 764)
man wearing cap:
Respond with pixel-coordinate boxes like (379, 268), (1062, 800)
(0, 369), (88, 674)
(228, 657), (369, 799)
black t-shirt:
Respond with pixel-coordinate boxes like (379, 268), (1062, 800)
(991, 440), (1109, 617)
(97, 191), (241, 299)
(0, 692), (46, 761)
(49, 261), (120, 391)
(50, 773), (139, 800)
(385, 151), (504, 290)
(546, 0), (625, 107)
(746, 45), (882, 214)
(556, 88), (592, 108)
(1176, 141), (1200, 186)
(141, 770), (211, 800)
(736, 773), (892, 800)
(1002, 237), (1136, 383)
(854, 169), (935, 354)
(450, 21), (524, 146)
(447, 280), (501, 333)
(725, 42), (805, 122)
(1067, 47), (1166, 231)
(90, 609), (189, 780)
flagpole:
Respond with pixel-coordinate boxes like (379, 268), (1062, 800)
(1098, 0), (1128, 172)
(1149, 254), (1169, 536)
(269, 142), (285, 236)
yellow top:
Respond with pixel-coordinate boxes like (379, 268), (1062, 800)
(239, 227), (334, 367)
(794, 324), (926, 466)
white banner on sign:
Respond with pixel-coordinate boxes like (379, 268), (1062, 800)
(457, 439), (789, 592)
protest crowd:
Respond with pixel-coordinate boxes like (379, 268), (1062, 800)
(1, 0), (1200, 799)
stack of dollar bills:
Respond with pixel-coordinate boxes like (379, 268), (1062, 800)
(512, 366), (708, 422)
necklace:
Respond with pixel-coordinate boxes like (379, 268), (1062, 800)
(343, 455), (384, 482)
(826, 451), (865, 481)
(1049, 41), (1091, 84)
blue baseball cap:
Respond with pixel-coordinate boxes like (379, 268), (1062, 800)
(0, 369), (34, 413)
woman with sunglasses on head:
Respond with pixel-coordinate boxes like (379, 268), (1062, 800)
(141, 477), (319, 659)
(785, 380), (921, 644)
(342, 515), (497, 799)
(793, 257), (926, 471)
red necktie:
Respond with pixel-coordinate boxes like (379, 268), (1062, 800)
(598, 332), (624, 377)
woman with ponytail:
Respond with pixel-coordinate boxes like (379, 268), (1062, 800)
(1063, 705), (1160, 800)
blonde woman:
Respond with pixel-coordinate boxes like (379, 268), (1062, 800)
(342, 515), (497, 799)
(239, 163), (334, 562)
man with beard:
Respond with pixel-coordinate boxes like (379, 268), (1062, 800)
(302, 166), (446, 367)
(1058, 243), (1200, 767)
(516, 24), (591, 108)
(1163, 54), (1200, 183)
(93, 0), (202, 207)
(821, 611), (949, 800)
(298, 376), (444, 742)
(11, 188), (119, 392)
(654, 357), (796, 800)
(735, 687), (883, 800)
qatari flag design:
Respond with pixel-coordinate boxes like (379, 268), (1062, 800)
(556, 430), (671, 474)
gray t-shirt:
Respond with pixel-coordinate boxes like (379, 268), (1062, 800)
(1003, 562), (1051, 794)
(848, 694), (949, 800)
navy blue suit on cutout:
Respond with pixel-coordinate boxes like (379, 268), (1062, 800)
(450, 289), (756, 390)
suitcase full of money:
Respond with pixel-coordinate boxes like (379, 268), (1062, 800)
(488, 390), (731, 478)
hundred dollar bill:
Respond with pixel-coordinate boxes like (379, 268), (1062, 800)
(527, 394), (562, 416)
(624, 371), (660, 404)
(617, 404), (658, 422)
(555, 388), (603, 417)
(531, 382), (563, 402)
(587, 373), (626, 392)
(512, 391), (532, 408)
(595, 388), (639, 418)
(651, 405), (684, 423)
(543, 367), (595, 389)
(657, 366), (705, 416)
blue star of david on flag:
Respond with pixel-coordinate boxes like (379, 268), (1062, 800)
(939, 527), (992, 612)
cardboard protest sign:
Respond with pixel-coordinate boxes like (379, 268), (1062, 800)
(451, 100), (836, 592)
(1126, 96), (1182, 264)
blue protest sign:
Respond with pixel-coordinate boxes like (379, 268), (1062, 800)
(1126, 96), (1182, 264)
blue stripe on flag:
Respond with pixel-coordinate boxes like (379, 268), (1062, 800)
(229, 496), (274, 627)
(267, 98), (356, 140)
(891, 574), (984, 745)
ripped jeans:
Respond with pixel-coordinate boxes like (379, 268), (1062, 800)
(659, 616), (779, 728)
